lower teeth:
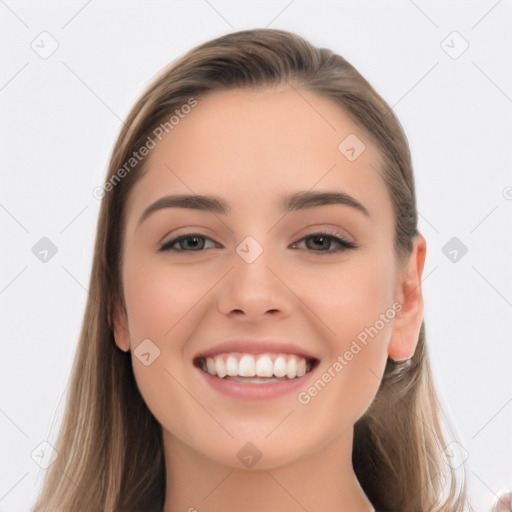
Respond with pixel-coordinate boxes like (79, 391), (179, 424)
(224, 376), (286, 383)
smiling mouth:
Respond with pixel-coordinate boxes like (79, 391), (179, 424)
(193, 352), (319, 383)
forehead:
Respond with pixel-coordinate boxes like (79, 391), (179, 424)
(125, 86), (391, 225)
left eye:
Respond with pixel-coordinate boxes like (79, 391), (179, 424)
(159, 232), (355, 254)
(291, 232), (355, 254)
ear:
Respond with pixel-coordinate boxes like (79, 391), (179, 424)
(112, 299), (131, 352)
(388, 233), (427, 361)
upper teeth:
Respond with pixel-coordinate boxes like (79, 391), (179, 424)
(201, 353), (311, 379)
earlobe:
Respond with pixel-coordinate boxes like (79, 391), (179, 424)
(112, 300), (131, 352)
(388, 233), (427, 361)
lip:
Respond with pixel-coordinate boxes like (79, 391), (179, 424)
(192, 337), (320, 400)
(194, 360), (318, 400)
(193, 338), (319, 361)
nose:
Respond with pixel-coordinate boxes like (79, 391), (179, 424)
(216, 238), (294, 321)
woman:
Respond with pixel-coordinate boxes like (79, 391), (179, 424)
(32, 28), (473, 511)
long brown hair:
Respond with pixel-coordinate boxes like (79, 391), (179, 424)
(32, 28), (473, 511)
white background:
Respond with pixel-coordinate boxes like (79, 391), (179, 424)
(1, 1), (511, 511)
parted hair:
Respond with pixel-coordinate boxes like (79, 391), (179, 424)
(32, 28), (472, 512)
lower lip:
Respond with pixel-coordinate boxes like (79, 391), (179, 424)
(195, 365), (316, 400)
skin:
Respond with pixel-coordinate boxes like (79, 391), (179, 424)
(113, 84), (426, 512)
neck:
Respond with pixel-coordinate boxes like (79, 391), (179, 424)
(162, 427), (374, 512)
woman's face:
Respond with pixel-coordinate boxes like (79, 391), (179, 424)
(113, 85), (423, 469)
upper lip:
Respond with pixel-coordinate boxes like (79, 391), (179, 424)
(193, 338), (320, 362)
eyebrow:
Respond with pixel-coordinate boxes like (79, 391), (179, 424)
(137, 190), (371, 226)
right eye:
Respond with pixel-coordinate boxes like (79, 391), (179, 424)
(159, 234), (219, 252)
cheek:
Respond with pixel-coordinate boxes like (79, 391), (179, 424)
(306, 250), (396, 344)
(295, 251), (395, 419)
(122, 254), (214, 437)
(122, 254), (214, 342)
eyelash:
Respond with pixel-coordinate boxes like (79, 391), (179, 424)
(159, 231), (356, 255)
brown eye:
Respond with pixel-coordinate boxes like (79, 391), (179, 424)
(291, 232), (355, 254)
(160, 234), (217, 252)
